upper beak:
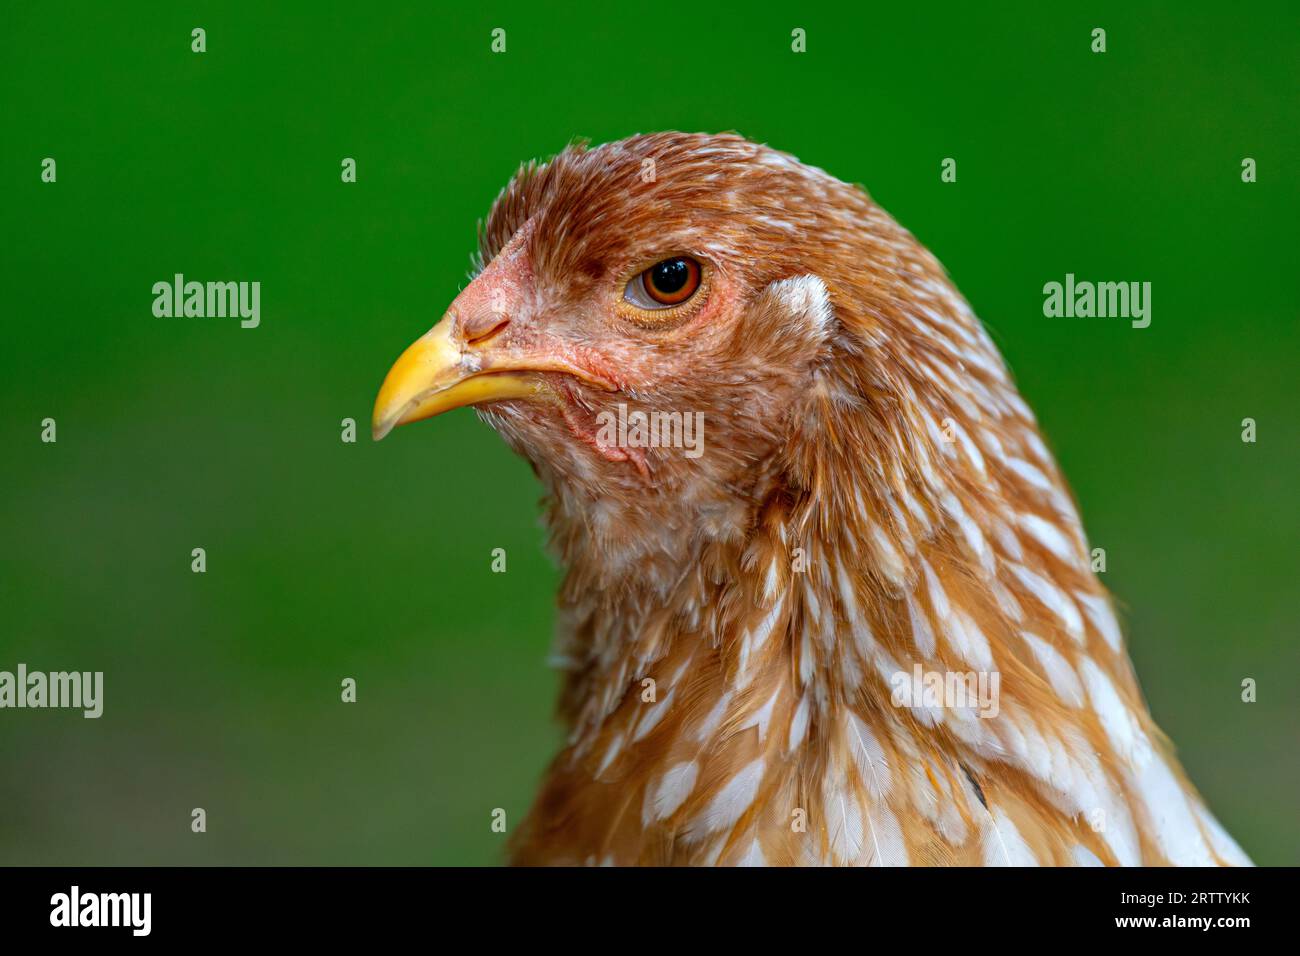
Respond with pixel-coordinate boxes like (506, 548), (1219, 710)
(371, 314), (556, 441)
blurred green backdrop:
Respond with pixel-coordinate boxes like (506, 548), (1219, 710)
(1, 1), (1296, 865)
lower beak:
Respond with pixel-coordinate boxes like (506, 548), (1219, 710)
(371, 315), (553, 441)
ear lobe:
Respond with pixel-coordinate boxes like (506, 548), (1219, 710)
(763, 275), (835, 335)
(742, 275), (839, 365)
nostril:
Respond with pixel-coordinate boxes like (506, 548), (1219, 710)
(459, 309), (510, 345)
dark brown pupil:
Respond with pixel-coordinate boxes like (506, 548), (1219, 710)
(651, 258), (690, 294)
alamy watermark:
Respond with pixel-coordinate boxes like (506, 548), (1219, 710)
(152, 273), (260, 328)
(50, 886), (150, 936)
(0, 664), (102, 718)
(890, 663), (1000, 718)
(1043, 273), (1150, 328)
(594, 403), (705, 459)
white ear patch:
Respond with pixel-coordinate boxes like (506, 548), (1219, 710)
(765, 275), (835, 337)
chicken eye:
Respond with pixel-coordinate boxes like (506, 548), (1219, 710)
(624, 256), (702, 309)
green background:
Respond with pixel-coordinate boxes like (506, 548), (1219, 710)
(1, 1), (1295, 865)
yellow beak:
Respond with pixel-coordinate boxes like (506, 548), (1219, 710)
(371, 315), (553, 441)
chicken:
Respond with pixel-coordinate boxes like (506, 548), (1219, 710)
(371, 132), (1251, 867)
